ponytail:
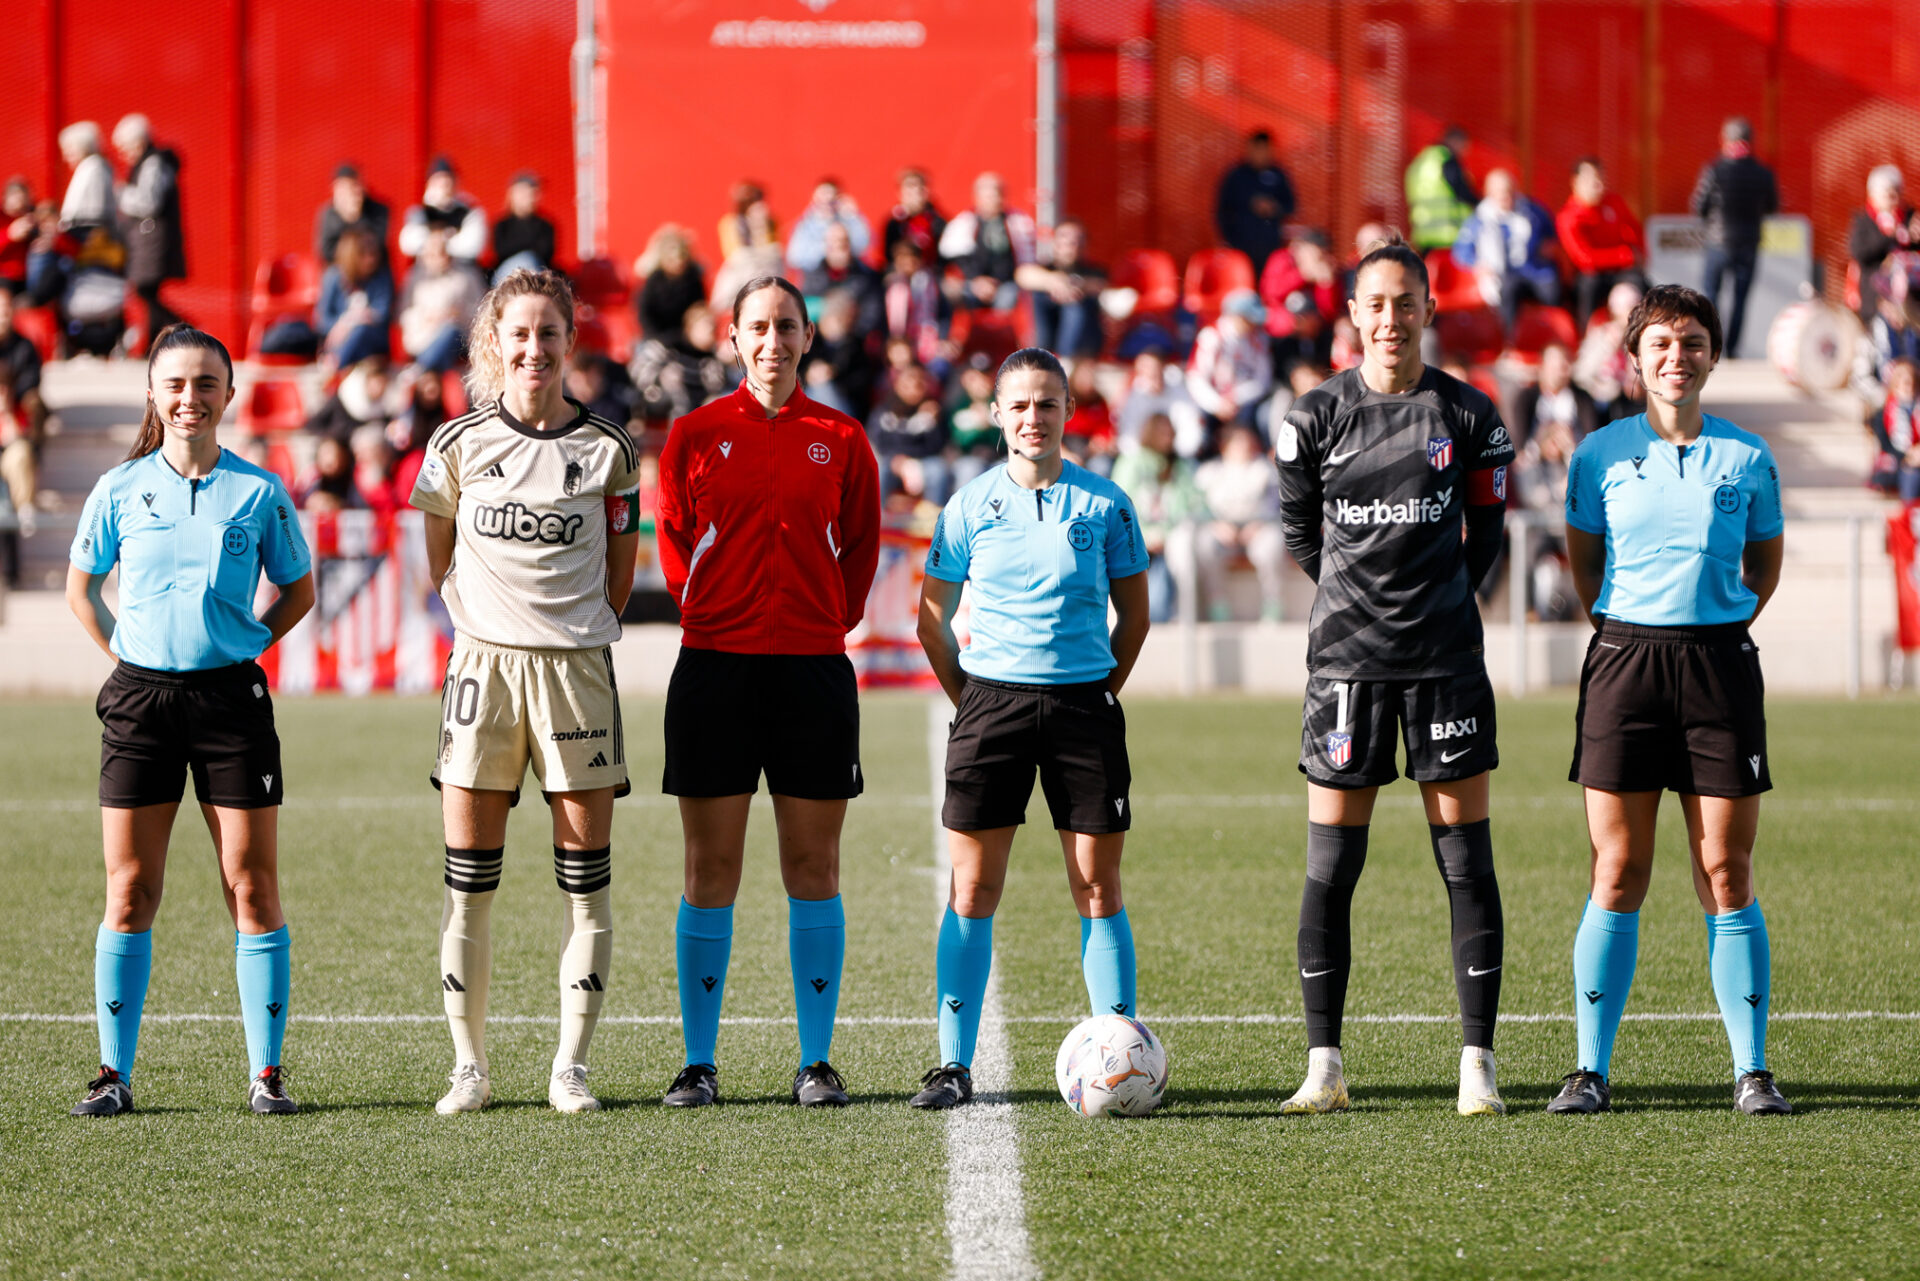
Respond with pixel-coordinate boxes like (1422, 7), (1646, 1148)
(129, 324), (235, 461)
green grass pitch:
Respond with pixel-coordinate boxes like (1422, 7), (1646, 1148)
(1, 693), (1916, 1279)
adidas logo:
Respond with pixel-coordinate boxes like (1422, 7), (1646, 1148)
(443, 973), (465, 993)
(588, 752), (608, 767)
(810, 978), (829, 994)
(946, 999), (964, 1012)
(701, 976), (717, 993)
(1111, 1002), (1129, 1015)
(266, 1002), (283, 1019)
(1584, 990), (1603, 1004)
(482, 462), (505, 479)
(1744, 993), (1762, 1007)
(105, 1000), (124, 1015)
(571, 972), (605, 992)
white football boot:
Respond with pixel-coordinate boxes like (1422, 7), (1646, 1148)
(435, 1061), (492, 1114)
(1279, 1046), (1350, 1114)
(1458, 1046), (1506, 1116)
(548, 1063), (601, 1113)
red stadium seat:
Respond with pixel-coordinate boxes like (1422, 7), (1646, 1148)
(1111, 249), (1180, 317)
(11, 305), (59, 364)
(1425, 251), (1484, 313)
(572, 257), (630, 310)
(1513, 303), (1578, 357)
(247, 253), (324, 363)
(1182, 248), (1255, 322)
(237, 379), (306, 436)
(1435, 307), (1505, 365)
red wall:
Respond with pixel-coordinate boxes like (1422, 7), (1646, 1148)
(597, 0), (1036, 280)
(12, 0), (577, 349)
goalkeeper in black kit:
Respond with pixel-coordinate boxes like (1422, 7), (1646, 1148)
(1272, 233), (1516, 1116)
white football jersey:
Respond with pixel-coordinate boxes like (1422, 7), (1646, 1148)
(410, 398), (641, 649)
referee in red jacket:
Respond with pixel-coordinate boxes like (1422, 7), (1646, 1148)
(655, 275), (881, 1109)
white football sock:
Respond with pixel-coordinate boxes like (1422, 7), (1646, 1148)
(555, 885), (613, 1071)
(440, 885), (494, 1073)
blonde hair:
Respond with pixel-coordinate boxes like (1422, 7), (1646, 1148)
(464, 268), (577, 403)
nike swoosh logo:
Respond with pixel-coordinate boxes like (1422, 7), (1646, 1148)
(1440, 749), (1471, 763)
(1597, 641), (1622, 649)
(1467, 965), (1500, 977)
(1300, 967), (1338, 979)
(1326, 449), (1361, 466)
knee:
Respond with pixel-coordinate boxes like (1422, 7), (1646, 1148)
(1700, 856), (1754, 910)
(1589, 855), (1651, 909)
(103, 875), (161, 931)
(951, 877), (1003, 918)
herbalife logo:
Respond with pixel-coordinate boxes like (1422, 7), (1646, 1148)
(1332, 489), (1451, 526)
(571, 972), (605, 992)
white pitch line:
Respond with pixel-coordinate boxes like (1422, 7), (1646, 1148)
(8, 1010), (1915, 1027)
(929, 699), (1038, 1281)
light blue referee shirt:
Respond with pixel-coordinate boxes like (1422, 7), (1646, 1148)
(925, 459), (1149, 684)
(70, 448), (311, 671)
(1564, 413), (1784, 626)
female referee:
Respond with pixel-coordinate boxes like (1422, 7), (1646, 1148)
(408, 269), (642, 1115)
(1548, 283), (1788, 1116)
(67, 324), (315, 1116)
(910, 347), (1150, 1110)
(655, 276), (880, 1109)
(1274, 234), (1517, 1116)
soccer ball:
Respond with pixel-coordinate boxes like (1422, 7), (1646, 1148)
(1054, 1014), (1168, 1117)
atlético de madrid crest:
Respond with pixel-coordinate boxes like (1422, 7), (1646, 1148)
(1324, 732), (1353, 769)
(1427, 438), (1453, 470)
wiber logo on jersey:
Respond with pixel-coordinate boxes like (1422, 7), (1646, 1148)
(472, 502), (585, 545)
(1333, 489), (1451, 526)
(1428, 438), (1453, 470)
(1324, 731), (1353, 769)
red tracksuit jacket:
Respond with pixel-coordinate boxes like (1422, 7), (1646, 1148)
(657, 384), (881, 654)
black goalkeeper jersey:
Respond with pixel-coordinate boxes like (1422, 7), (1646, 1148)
(1276, 366), (1515, 680)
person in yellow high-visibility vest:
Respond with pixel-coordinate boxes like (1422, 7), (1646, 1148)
(1405, 127), (1478, 253)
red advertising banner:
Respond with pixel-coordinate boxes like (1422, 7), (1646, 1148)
(598, 0), (1037, 274)
(1892, 504), (1920, 654)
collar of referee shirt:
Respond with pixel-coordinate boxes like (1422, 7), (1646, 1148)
(729, 381), (811, 421)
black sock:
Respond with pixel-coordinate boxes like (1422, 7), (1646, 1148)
(1430, 820), (1503, 1049)
(1299, 821), (1368, 1050)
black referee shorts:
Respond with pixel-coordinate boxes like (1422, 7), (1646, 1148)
(1571, 617), (1770, 797)
(662, 647), (863, 800)
(942, 677), (1131, 834)
(96, 660), (285, 809)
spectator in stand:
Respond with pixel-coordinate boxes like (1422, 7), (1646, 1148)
(1575, 280), (1647, 421)
(1116, 346), (1207, 458)
(1215, 129), (1297, 277)
(1405, 126), (1478, 253)
(1868, 357), (1920, 501)
(801, 290), (876, 417)
(1342, 220), (1391, 302)
(630, 301), (736, 425)
(803, 222), (885, 343)
(710, 199), (783, 317)
(884, 237), (949, 369)
(305, 357), (392, 445)
(636, 224), (707, 349)
(1017, 218), (1107, 361)
(1195, 422), (1288, 621)
(1109, 412), (1215, 623)
(1190, 289), (1275, 441)
(0, 290), (46, 524)
(1453, 169), (1560, 335)
(58, 121), (115, 237)
(1260, 228), (1339, 372)
(387, 364), (448, 499)
(1557, 158), (1644, 331)
(566, 351), (634, 426)
(883, 169), (947, 265)
(1849, 165), (1920, 323)
(944, 352), (1001, 490)
(491, 171), (555, 283)
(1512, 412), (1580, 621)
(315, 163), (392, 276)
(2, 179), (32, 294)
(300, 435), (363, 513)
(1266, 359), (1331, 431)
(399, 156), (487, 267)
(786, 178), (872, 274)
(350, 423), (402, 518)
(1852, 268), (1920, 404)
(1512, 344), (1599, 448)
(717, 180), (772, 261)
(1065, 360), (1117, 474)
(316, 225), (393, 370)
(398, 229), (483, 373)
(939, 172), (1037, 311)
(112, 114), (186, 334)
(0, 363), (31, 566)
(868, 361), (951, 505)
(1691, 117), (1778, 351)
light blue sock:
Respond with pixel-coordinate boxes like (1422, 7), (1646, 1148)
(1080, 908), (1137, 1018)
(94, 925), (152, 1080)
(789, 895), (845, 1067)
(235, 926), (291, 1076)
(936, 907), (994, 1068)
(1707, 900), (1770, 1076)
(676, 899), (733, 1068)
(1572, 899), (1638, 1077)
